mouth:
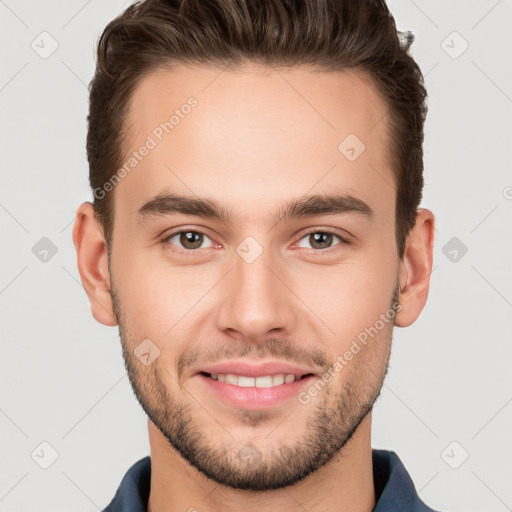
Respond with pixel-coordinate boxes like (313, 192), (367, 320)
(199, 371), (316, 388)
(194, 362), (319, 409)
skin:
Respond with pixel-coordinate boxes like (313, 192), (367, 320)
(73, 64), (434, 512)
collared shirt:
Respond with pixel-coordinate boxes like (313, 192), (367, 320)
(103, 448), (441, 511)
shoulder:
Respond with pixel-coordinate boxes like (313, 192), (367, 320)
(102, 456), (151, 512)
(372, 448), (444, 512)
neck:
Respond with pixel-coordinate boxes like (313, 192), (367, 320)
(147, 413), (376, 512)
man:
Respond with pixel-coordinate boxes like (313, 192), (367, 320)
(72, 0), (438, 510)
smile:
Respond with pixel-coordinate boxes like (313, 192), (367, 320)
(203, 372), (313, 388)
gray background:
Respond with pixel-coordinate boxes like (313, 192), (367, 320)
(1, 0), (511, 511)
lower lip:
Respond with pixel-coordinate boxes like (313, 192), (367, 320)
(196, 373), (318, 409)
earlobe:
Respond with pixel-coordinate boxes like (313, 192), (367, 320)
(394, 208), (435, 328)
(72, 202), (117, 327)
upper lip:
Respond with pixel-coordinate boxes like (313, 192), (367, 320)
(197, 360), (317, 379)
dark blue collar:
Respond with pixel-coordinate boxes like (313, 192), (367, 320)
(103, 449), (440, 511)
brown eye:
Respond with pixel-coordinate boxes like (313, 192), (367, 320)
(296, 231), (346, 251)
(164, 230), (211, 251)
(309, 232), (333, 249)
(180, 231), (203, 249)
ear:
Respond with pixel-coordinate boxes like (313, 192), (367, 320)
(395, 208), (435, 328)
(72, 202), (117, 326)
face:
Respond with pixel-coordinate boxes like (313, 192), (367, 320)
(107, 64), (401, 490)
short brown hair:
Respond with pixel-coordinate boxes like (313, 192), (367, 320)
(87, 0), (427, 259)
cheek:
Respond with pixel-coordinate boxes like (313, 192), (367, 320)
(112, 250), (217, 350)
(110, 249), (174, 340)
(293, 259), (396, 344)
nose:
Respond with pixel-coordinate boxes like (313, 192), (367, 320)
(215, 243), (297, 344)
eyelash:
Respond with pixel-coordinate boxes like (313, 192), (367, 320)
(160, 228), (350, 256)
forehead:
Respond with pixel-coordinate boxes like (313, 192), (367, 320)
(117, 64), (394, 224)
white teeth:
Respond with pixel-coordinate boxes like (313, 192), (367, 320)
(255, 375), (273, 387)
(272, 374), (285, 386)
(208, 372), (300, 388)
(225, 374), (238, 385)
(237, 376), (255, 387)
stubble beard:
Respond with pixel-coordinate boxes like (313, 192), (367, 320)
(110, 280), (397, 491)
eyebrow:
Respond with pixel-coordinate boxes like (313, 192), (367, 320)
(136, 192), (375, 224)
